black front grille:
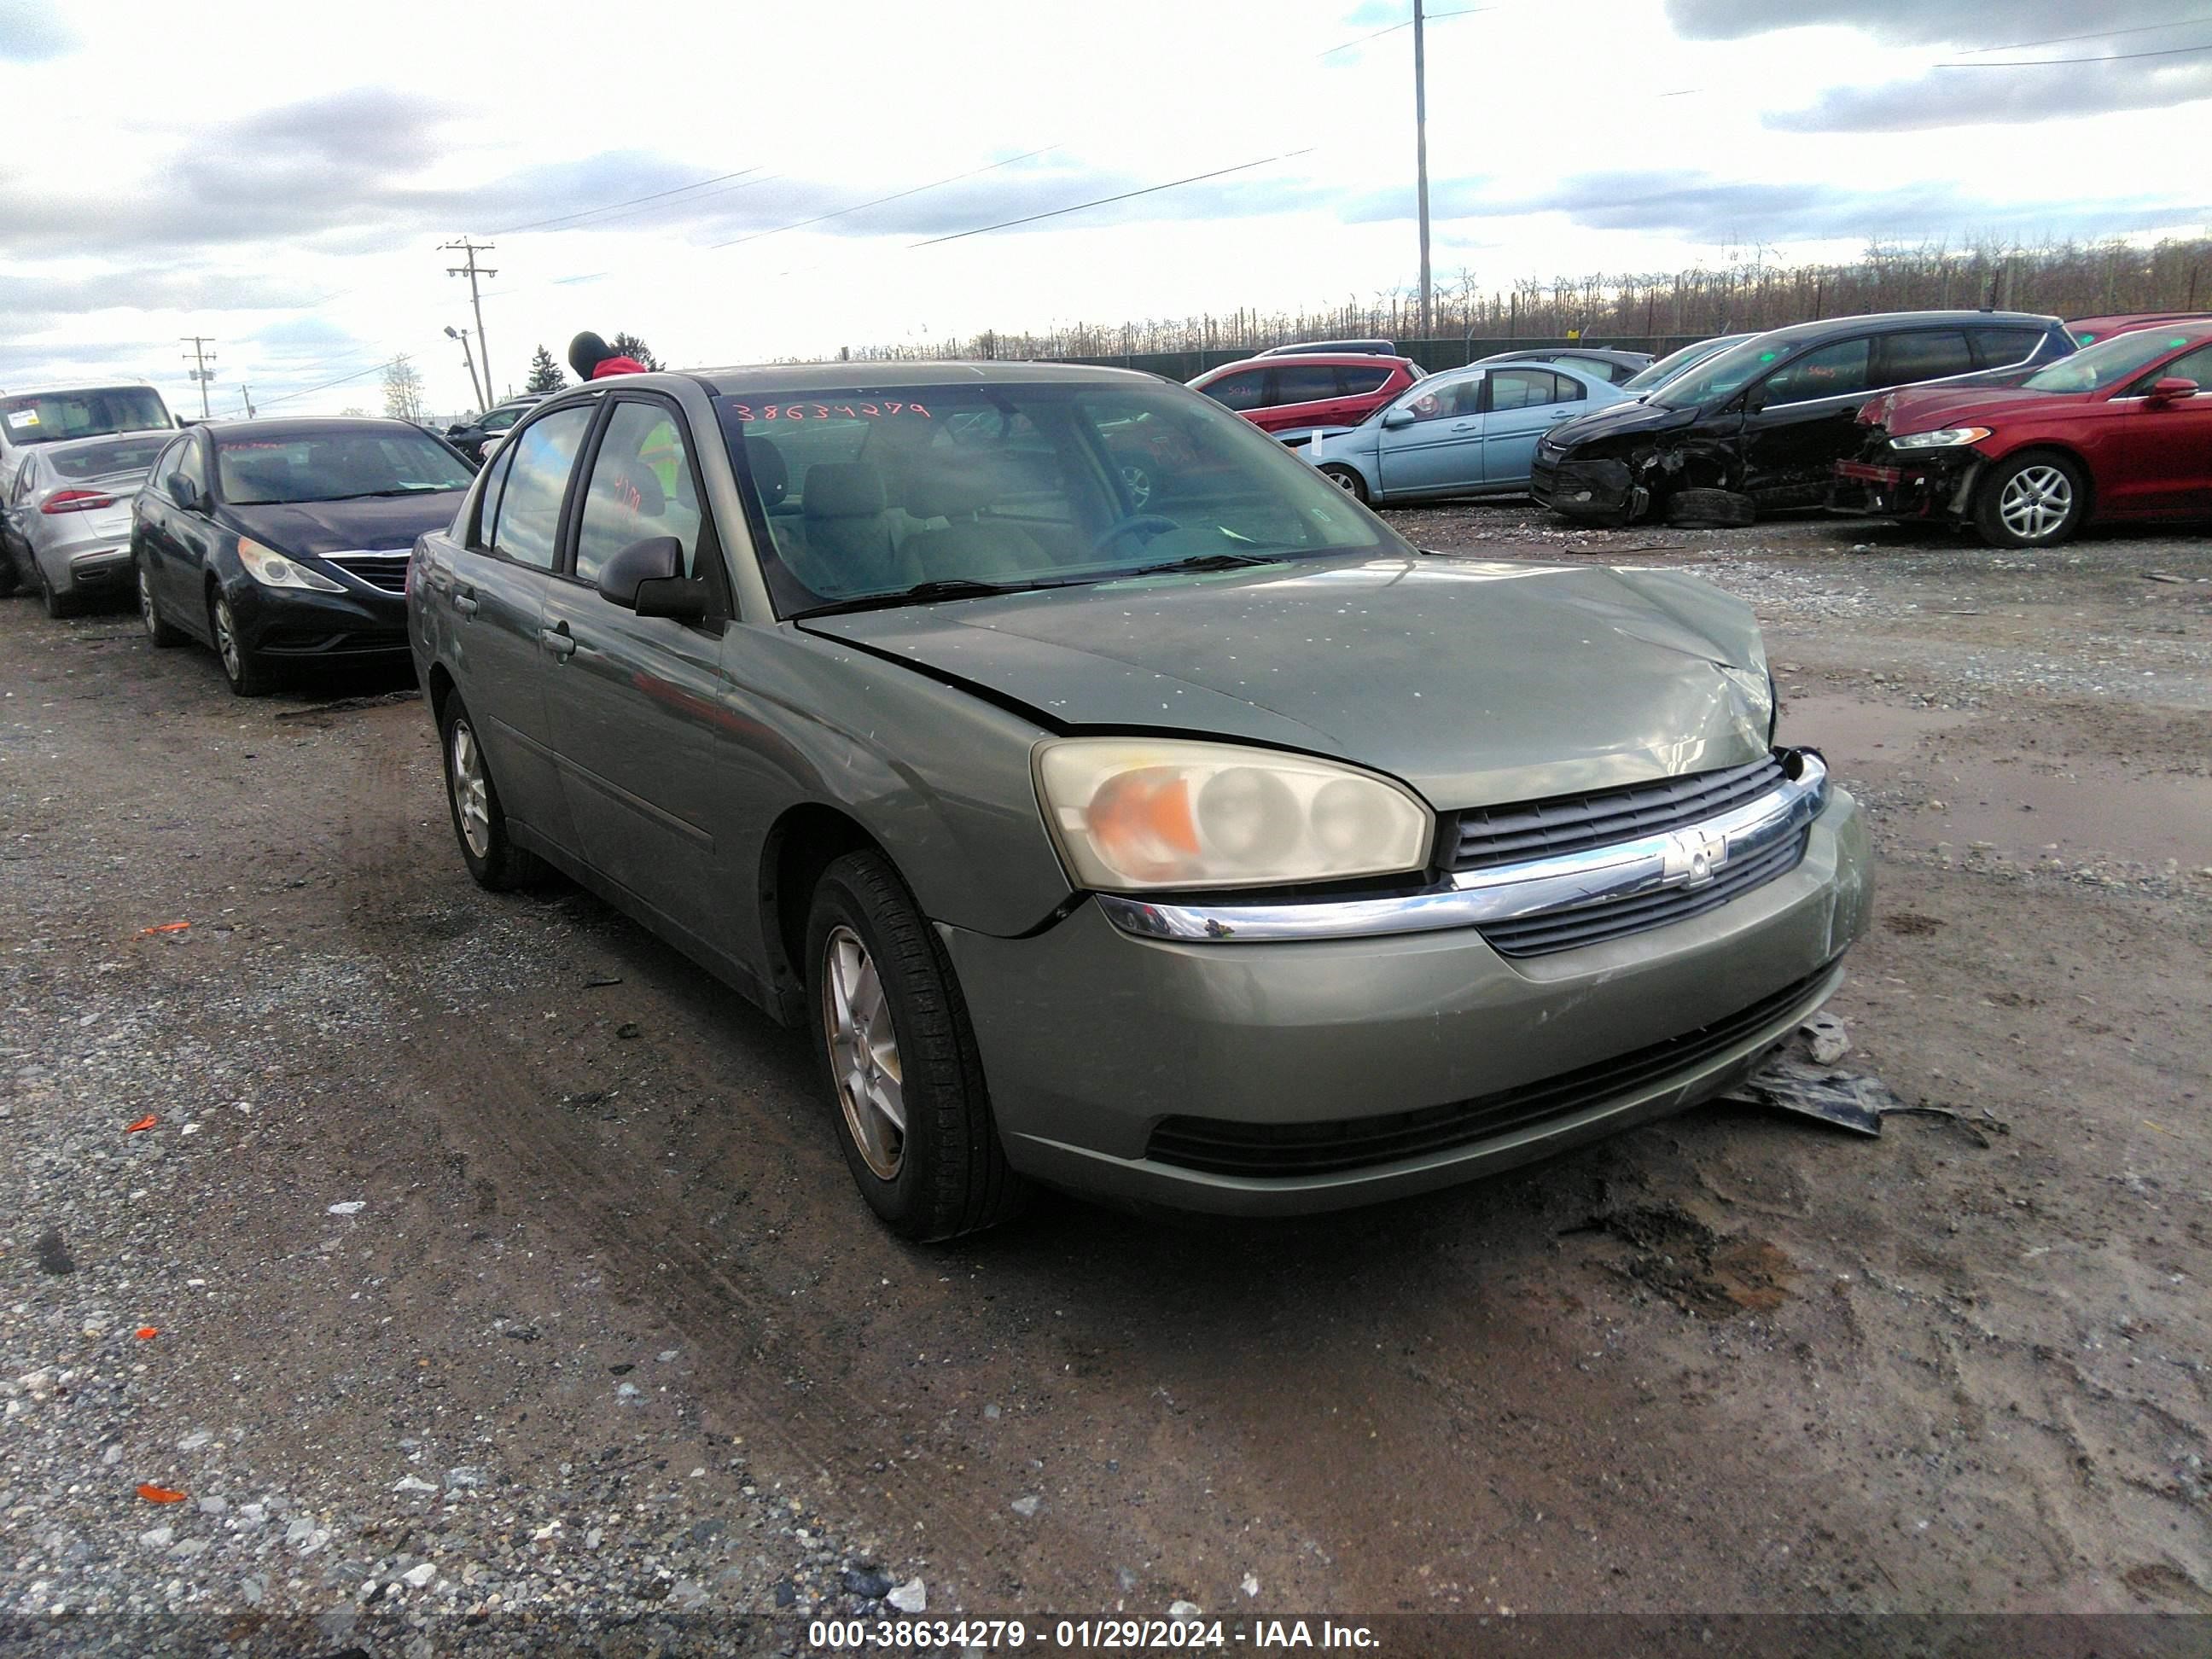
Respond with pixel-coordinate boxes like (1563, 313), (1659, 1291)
(1476, 828), (1809, 958)
(1145, 959), (1839, 1178)
(260, 628), (409, 655)
(328, 555), (410, 592)
(1448, 753), (1787, 872)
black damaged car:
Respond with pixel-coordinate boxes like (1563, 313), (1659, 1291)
(1529, 311), (2075, 527)
(132, 417), (475, 695)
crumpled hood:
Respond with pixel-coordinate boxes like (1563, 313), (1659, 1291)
(801, 555), (1774, 808)
(1542, 398), (1701, 455)
(224, 491), (466, 556)
(1860, 383), (2062, 436)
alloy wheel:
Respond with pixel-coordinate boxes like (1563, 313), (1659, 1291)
(448, 718), (492, 859)
(1120, 463), (1154, 509)
(1327, 469), (1360, 495)
(212, 596), (242, 679)
(1998, 464), (2073, 542)
(822, 924), (905, 1180)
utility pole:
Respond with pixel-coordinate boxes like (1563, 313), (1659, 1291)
(441, 239), (498, 404)
(445, 324), (486, 410)
(239, 385), (256, 418)
(180, 335), (217, 420)
(1412, 0), (1433, 341)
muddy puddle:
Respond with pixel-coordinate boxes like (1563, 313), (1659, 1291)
(1785, 692), (2212, 868)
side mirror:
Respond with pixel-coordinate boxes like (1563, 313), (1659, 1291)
(2145, 376), (2199, 407)
(165, 473), (201, 512)
(1380, 407), (1416, 429)
(597, 534), (708, 622)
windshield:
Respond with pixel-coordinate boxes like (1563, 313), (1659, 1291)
(0, 387), (172, 449)
(717, 381), (1407, 616)
(1647, 336), (1802, 408)
(49, 434), (172, 480)
(2022, 329), (2200, 393)
(216, 429), (475, 505)
(1621, 335), (1748, 395)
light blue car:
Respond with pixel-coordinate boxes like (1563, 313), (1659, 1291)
(1296, 360), (1633, 504)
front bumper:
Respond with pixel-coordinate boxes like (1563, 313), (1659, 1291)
(225, 577), (410, 660)
(1827, 451), (1982, 521)
(946, 786), (1872, 1215)
(1530, 453), (1646, 522)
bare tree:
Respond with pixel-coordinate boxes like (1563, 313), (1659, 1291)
(381, 357), (426, 423)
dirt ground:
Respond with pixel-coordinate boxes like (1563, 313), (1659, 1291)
(3, 504), (2209, 1638)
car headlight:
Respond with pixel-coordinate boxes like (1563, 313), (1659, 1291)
(237, 536), (345, 592)
(1889, 427), (1992, 450)
(1034, 737), (1432, 892)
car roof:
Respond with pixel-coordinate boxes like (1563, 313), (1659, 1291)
(1192, 354), (1414, 379)
(195, 416), (434, 440)
(1745, 310), (2061, 348)
(1476, 346), (1647, 364)
(690, 360), (1165, 396)
(0, 377), (161, 396)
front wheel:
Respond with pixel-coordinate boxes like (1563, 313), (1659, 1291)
(1318, 463), (1369, 504)
(1975, 451), (2087, 548)
(439, 695), (546, 890)
(806, 850), (1027, 1241)
(208, 591), (272, 696)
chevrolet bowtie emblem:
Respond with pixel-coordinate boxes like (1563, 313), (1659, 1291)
(1661, 825), (1731, 889)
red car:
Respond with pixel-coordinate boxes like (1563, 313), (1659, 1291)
(1187, 353), (1423, 434)
(1830, 323), (2212, 547)
(2068, 311), (2212, 346)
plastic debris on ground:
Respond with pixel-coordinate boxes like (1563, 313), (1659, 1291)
(136, 922), (190, 936)
(1722, 1018), (1902, 1136)
(125, 1115), (158, 1133)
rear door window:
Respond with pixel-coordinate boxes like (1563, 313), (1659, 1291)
(1336, 364), (1392, 395)
(1970, 327), (2048, 369)
(471, 443), (518, 550)
(489, 407), (594, 572)
(1877, 330), (1974, 386)
(1487, 368), (1569, 411)
(1272, 363), (1341, 405)
(1760, 339), (1872, 406)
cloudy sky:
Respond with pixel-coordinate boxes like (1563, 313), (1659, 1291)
(2, 0), (2206, 419)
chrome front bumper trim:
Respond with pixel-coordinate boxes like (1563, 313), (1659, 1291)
(1098, 752), (1830, 945)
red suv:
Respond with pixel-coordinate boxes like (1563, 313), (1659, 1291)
(1188, 353), (1423, 434)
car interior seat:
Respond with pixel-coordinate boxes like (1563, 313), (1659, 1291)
(798, 461), (911, 594)
(898, 467), (1047, 582)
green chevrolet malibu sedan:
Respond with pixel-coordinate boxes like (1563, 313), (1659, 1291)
(407, 362), (1872, 1239)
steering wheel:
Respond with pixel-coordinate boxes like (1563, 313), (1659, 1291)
(1089, 513), (1179, 555)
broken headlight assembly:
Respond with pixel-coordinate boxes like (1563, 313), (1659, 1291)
(1889, 427), (1992, 450)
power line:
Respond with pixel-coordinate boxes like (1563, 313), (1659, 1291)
(252, 359), (396, 410)
(911, 148), (1316, 248)
(1955, 15), (2212, 54)
(707, 145), (1064, 251)
(1317, 4), (1490, 57)
(1936, 40), (2212, 66)
(493, 166), (764, 236)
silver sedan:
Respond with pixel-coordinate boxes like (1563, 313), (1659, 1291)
(1, 432), (172, 617)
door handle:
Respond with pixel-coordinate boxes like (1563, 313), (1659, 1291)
(539, 624), (576, 660)
(451, 590), (480, 616)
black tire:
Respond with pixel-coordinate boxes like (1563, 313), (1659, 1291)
(1318, 463), (1370, 504)
(439, 694), (547, 891)
(0, 547), (18, 598)
(1666, 486), (1756, 528)
(208, 590), (273, 696)
(805, 850), (1028, 1241)
(137, 562), (183, 646)
(1973, 450), (2087, 549)
(38, 565), (79, 620)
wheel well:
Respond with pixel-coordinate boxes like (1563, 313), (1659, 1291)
(760, 805), (885, 1019)
(425, 663), (456, 728)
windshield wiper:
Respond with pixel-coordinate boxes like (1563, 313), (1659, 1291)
(794, 578), (1038, 618)
(314, 485), (457, 500)
(1121, 550), (1284, 578)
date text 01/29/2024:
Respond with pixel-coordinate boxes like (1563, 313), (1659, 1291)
(804, 1616), (1382, 1650)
